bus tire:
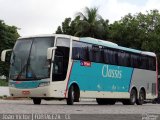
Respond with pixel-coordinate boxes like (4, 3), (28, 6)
(33, 98), (41, 105)
(122, 89), (137, 105)
(74, 85), (80, 102)
(67, 85), (75, 105)
(136, 89), (145, 105)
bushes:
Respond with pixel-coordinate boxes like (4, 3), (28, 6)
(0, 79), (8, 86)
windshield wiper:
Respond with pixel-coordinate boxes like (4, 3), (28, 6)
(16, 40), (38, 80)
(16, 63), (27, 80)
(10, 50), (15, 66)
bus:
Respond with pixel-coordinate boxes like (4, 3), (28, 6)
(1, 34), (158, 105)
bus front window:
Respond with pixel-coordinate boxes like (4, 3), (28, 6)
(10, 37), (54, 80)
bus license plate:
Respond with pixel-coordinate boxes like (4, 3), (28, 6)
(22, 91), (30, 95)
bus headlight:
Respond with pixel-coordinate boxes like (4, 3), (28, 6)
(39, 82), (50, 87)
(9, 83), (15, 87)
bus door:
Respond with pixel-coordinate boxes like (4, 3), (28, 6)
(52, 37), (70, 81)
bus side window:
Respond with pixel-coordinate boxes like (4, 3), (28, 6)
(149, 57), (156, 71)
(130, 54), (140, 68)
(95, 47), (104, 63)
(118, 51), (130, 67)
(125, 52), (130, 67)
(104, 49), (110, 64)
(80, 47), (89, 61)
(88, 46), (104, 63)
(118, 51), (125, 66)
(112, 50), (118, 65)
(72, 41), (90, 61)
(72, 47), (81, 60)
(140, 55), (149, 70)
(104, 48), (117, 65)
(88, 47), (94, 62)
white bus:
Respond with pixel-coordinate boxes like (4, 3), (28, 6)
(1, 34), (158, 105)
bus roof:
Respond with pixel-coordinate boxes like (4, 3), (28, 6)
(18, 34), (71, 39)
(18, 34), (156, 57)
(80, 37), (118, 47)
(80, 37), (156, 57)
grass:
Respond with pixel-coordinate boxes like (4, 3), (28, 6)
(0, 79), (8, 86)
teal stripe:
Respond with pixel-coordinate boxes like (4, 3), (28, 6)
(10, 80), (49, 89)
(69, 60), (133, 92)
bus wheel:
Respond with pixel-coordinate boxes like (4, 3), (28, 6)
(136, 89), (145, 105)
(67, 85), (75, 105)
(33, 98), (41, 105)
(122, 89), (137, 105)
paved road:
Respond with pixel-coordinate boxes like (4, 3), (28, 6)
(0, 99), (160, 120)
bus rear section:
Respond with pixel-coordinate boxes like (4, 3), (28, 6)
(66, 38), (158, 105)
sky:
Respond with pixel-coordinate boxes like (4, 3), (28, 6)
(0, 0), (160, 36)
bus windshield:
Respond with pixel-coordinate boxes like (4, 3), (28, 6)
(10, 37), (54, 81)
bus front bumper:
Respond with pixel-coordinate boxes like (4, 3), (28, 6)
(9, 86), (51, 98)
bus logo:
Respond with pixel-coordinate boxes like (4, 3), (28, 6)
(80, 61), (91, 67)
(102, 65), (122, 79)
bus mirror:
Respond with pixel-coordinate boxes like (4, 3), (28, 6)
(1, 49), (12, 62)
(47, 47), (57, 60)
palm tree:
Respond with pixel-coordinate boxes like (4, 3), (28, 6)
(75, 7), (105, 39)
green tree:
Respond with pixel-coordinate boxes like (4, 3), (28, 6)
(138, 10), (160, 52)
(75, 7), (106, 39)
(109, 10), (160, 73)
(55, 7), (110, 40)
(109, 10), (160, 52)
(61, 18), (72, 34)
(56, 26), (62, 34)
(0, 20), (19, 78)
(56, 8), (160, 54)
(56, 16), (81, 36)
(55, 8), (160, 72)
(56, 18), (72, 35)
(109, 14), (142, 49)
(100, 19), (110, 40)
